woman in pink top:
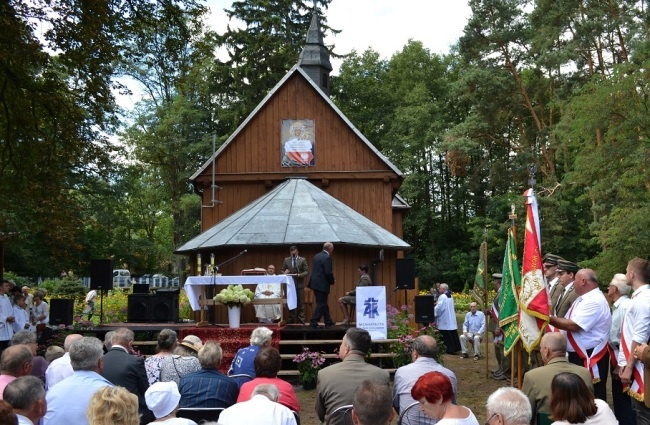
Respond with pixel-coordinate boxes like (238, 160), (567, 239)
(237, 347), (300, 413)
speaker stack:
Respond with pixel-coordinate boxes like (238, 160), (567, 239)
(90, 259), (113, 290)
(127, 290), (179, 323)
(395, 258), (416, 289)
(414, 295), (435, 324)
(50, 299), (75, 326)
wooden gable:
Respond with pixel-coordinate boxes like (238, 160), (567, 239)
(193, 67), (404, 232)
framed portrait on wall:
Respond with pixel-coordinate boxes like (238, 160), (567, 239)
(281, 119), (315, 167)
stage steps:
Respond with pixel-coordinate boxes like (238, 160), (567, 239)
(276, 328), (399, 379)
(94, 325), (400, 380)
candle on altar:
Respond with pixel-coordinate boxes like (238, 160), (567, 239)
(197, 253), (201, 274)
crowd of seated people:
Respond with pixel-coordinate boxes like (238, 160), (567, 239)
(0, 298), (650, 425)
(0, 325), (303, 425)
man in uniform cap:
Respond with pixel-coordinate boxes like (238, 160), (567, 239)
(543, 254), (564, 309)
(553, 260), (580, 320)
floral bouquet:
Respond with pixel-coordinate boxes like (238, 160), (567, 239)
(292, 346), (326, 385)
(214, 284), (254, 308)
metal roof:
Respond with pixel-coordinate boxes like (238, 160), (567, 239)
(190, 65), (403, 181)
(175, 178), (411, 253)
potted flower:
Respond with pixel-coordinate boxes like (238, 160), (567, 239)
(214, 285), (254, 328)
(292, 346), (325, 389)
(214, 284), (254, 307)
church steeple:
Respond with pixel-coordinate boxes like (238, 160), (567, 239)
(298, 9), (333, 96)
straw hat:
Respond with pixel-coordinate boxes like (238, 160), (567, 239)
(179, 335), (203, 353)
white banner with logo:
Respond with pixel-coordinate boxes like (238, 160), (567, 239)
(356, 286), (387, 340)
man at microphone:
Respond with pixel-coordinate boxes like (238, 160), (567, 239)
(282, 245), (309, 324)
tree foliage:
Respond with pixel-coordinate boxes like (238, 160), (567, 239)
(4, 0), (650, 286)
(212, 0), (337, 132)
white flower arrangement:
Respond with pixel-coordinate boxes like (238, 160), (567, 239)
(214, 284), (254, 308)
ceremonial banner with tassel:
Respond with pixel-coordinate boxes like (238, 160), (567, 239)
(518, 189), (550, 353)
(471, 241), (488, 308)
(499, 228), (520, 356)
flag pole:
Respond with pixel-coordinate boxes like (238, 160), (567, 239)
(508, 204), (519, 386)
(483, 228), (490, 378)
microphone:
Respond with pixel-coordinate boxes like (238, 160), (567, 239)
(392, 286), (399, 293)
(240, 249), (248, 255)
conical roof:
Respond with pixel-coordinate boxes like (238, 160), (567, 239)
(175, 179), (410, 253)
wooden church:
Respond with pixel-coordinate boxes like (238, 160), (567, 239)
(176, 12), (412, 324)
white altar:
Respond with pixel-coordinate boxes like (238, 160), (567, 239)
(184, 275), (297, 325)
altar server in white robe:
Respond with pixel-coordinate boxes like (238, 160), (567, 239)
(254, 265), (282, 323)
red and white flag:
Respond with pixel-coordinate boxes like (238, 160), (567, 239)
(518, 188), (550, 353)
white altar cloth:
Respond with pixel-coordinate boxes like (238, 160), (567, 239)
(184, 275), (297, 311)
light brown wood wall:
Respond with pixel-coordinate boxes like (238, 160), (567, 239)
(189, 71), (411, 324)
(189, 245), (405, 324)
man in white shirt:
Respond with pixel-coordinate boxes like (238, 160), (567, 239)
(45, 333), (82, 389)
(393, 335), (457, 416)
(549, 268), (612, 401)
(219, 383), (296, 425)
(4, 375), (46, 425)
(31, 292), (49, 327)
(44, 337), (113, 425)
(606, 273), (636, 424)
(84, 289), (97, 320)
(619, 257), (650, 424)
(460, 302), (486, 359)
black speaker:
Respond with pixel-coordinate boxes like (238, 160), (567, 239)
(127, 294), (151, 322)
(50, 299), (75, 326)
(127, 292), (179, 323)
(396, 258), (416, 289)
(414, 295), (435, 324)
(151, 290), (179, 323)
(90, 259), (113, 290)
(132, 284), (149, 294)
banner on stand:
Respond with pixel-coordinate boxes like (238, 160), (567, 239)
(356, 286), (387, 340)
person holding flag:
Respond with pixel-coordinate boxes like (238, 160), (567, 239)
(488, 274), (511, 381)
(499, 228), (520, 361)
(518, 189), (549, 367)
(549, 269), (612, 402)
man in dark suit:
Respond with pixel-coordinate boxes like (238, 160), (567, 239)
(308, 242), (335, 329)
(101, 327), (153, 424)
(282, 245), (309, 324)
